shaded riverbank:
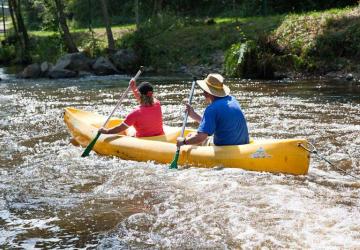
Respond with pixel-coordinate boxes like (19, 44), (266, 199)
(2, 6), (360, 80)
(1, 72), (359, 248)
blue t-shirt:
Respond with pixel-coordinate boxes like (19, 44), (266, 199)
(198, 95), (249, 146)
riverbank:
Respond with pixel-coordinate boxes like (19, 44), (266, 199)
(1, 6), (360, 80)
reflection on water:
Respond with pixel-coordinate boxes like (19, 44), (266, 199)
(0, 72), (359, 248)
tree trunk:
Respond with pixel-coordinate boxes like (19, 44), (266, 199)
(152, 0), (157, 16)
(54, 0), (78, 53)
(100, 0), (115, 52)
(8, 0), (31, 63)
(134, 0), (139, 31)
(2, 1), (6, 37)
(152, 0), (163, 16)
(13, 0), (29, 47)
(8, 0), (18, 34)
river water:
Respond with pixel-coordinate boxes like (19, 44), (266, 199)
(0, 70), (359, 249)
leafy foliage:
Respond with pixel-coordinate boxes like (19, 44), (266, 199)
(2, 0), (360, 76)
(29, 34), (66, 63)
(25, 0), (58, 31)
(22, 0), (359, 30)
(268, 7), (360, 73)
(0, 44), (16, 65)
(224, 40), (275, 79)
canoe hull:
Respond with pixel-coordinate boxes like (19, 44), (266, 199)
(64, 107), (310, 175)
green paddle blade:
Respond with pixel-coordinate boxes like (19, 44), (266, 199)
(169, 149), (180, 169)
(81, 131), (101, 157)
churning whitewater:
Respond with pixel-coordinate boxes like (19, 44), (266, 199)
(1, 74), (359, 248)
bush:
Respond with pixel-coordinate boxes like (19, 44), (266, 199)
(117, 12), (186, 70)
(117, 30), (150, 66)
(0, 45), (16, 64)
(224, 40), (275, 79)
(30, 34), (66, 63)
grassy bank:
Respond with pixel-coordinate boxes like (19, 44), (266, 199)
(120, 6), (360, 77)
(1, 6), (359, 78)
(269, 7), (360, 76)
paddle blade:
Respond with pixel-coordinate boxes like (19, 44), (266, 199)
(169, 150), (180, 169)
(81, 131), (101, 157)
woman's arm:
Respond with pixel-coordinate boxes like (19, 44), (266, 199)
(130, 78), (141, 103)
(99, 123), (128, 134)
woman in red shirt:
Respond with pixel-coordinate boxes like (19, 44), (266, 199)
(99, 79), (164, 137)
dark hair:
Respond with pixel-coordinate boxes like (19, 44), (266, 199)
(138, 82), (154, 105)
(138, 82), (153, 95)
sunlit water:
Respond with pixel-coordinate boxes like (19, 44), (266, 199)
(0, 72), (359, 249)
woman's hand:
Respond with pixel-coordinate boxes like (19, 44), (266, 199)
(129, 78), (141, 102)
(129, 78), (136, 89)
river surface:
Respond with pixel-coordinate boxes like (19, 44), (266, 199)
(0, 70), (359, 249)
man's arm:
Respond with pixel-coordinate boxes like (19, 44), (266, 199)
(176, 132), (208, 147)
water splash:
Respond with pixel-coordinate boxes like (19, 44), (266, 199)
(0, 75), (359, 248)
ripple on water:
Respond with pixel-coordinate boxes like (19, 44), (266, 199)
(0, 77), (359, 248)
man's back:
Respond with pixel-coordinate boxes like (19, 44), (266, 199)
(198, 95), (249, 146)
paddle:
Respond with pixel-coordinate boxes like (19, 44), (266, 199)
(81, 66), (144, 157)
(169, 77), (197, 169)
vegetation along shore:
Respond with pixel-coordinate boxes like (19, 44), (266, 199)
(0, 1), (359, 80)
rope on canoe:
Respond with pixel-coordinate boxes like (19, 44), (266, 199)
(298, 142), (360, 180)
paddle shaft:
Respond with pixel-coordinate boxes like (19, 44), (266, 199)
(179, 77), (197, 141)
(169, 77), (197, 168)
(81, 67), (144, 157)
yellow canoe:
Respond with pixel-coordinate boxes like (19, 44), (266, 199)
(64, 107), (310, 175)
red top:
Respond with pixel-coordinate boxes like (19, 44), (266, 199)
(123, 100), (164, 137)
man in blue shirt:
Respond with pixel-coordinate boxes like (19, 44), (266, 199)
(177, 73), (249, 147)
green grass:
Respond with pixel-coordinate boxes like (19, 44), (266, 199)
(121, 14), (284, 71)
(271, 6), (360, 72)
(2, 6), (360, 76)
(30, 30), (57, 36)
(30, 23), (135, 38)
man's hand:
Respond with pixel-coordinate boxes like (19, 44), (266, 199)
(176, 137), (186, 147)
(185, 103), (202, 123)
(185, 103), (195, 116)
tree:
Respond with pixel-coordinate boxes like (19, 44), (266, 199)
(2, 1), (6, 37)
(54, 0), (78, 53)
(135, 0), (139, 30)
(100, 0), (115, 52)
(8, 0), (31, 63)
(152, 0), (163, 16)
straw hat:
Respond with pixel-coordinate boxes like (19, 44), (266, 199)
(197, 73), (230, 97)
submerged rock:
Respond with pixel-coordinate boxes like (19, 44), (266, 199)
(48, 69), (78, 79)
(346, 73), (354, 81)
